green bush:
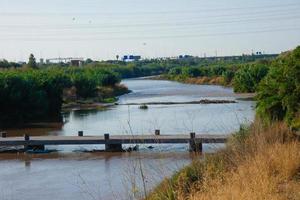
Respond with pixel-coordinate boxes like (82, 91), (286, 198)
(0, 67), (120, 126)
(0, 70), (66, 125)
(233, 63), (269, 93)
(257, 46), (300, 125)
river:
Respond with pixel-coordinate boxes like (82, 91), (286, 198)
(0, 79), (255, 200)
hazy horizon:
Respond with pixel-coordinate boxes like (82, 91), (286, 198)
(0, 0), (300, 61)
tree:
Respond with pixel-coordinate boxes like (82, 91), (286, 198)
(85, 58), (93, 64)
(182, 67), (201, 77)
(233, 63), (269, 93)
(257, 46), (300, 127)
(28, 54), (37, 69)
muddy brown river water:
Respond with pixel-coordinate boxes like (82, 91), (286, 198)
(0, 79), (255, 200)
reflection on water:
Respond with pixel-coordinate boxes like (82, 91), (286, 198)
(58, 80), (254, 146)
(0, 79), (255, 200)
(0, 152), (192, 200)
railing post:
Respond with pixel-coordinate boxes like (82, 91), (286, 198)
(155, 129), (160, 136)
(24, 134), (30, 151)
(189, 132), (196, 152)
(78, 131), (83, 137)
(104, 133), (110, 140)
(0, 131), (7, 138)
(104, 133), (110, 151)
(24, 134), (30, 141)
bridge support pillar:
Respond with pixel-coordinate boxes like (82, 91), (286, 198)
(105, 143), (123, 152)
(104, 133), (123, 152)
(25, 145), (45, 151)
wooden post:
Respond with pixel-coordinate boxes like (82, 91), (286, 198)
(197, 142), (203, 152)
(78, 131), (83, 137)
(24, 134), (30, 141)
(189, 132), (196, 152)
(24, 134), (30, 151)
(155, 129), (160, 136)
(0, 131), (7, 138)
(104, 133), (110, 151)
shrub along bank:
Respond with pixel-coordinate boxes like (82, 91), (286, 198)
(146, 120), (300, 200)
(162, 59), (272, 93)
(0, 67), (125, 127)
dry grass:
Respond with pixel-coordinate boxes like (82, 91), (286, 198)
(146, 120), (300, 200)
(185, 76), (225, 85)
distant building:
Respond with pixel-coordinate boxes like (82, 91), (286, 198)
(45, 57), (84, 66)
(122, 55), (141, 62)
(70, 59), (84, 67)
(179, 55), (192, 59)
(17, 61), (26, 66)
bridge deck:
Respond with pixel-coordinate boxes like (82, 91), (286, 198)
(0, 134), (228, 146)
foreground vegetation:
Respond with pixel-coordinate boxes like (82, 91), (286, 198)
(147, 120), (300, 200)
(147, 47), (300, 199)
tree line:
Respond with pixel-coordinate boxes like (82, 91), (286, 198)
(0, 51), (297, 128)
(164, 60), (270, 91)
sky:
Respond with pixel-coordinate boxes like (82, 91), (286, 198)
(0, 0), (300, 61)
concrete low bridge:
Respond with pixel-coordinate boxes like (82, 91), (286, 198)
(0, 131), (228, 152)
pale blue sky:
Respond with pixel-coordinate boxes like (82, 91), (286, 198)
(0, 0), (300, 61)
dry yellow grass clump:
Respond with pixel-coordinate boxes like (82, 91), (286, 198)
(191, 143), (300, 200)
(147, 121), (300, 200)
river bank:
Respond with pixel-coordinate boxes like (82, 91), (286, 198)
(147, 75), (256, 100)
(146, 120), (300, 200)
(62, 84), (130, 111)
(147, 46), (300, 199)
(151, 74), (228, 86)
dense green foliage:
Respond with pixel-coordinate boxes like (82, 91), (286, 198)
(0, 69), (70, 125)
(164, 61), (269, 90)
(163, 55), (276, 90)
(65, 67), (120, 98)
(0, 67), (120, 126)
(257, 46), (300, 126)
(233, 61), (270, 93)
(0, 60), (22, 68)
(86, 61), (166, 78)
(167, 65), (237, 79)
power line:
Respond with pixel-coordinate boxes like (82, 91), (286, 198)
(0, 26), (299, 41)
(1, 12), (299, 31)
(0, 2), (299, 16)
(1, 18), (299, 37)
